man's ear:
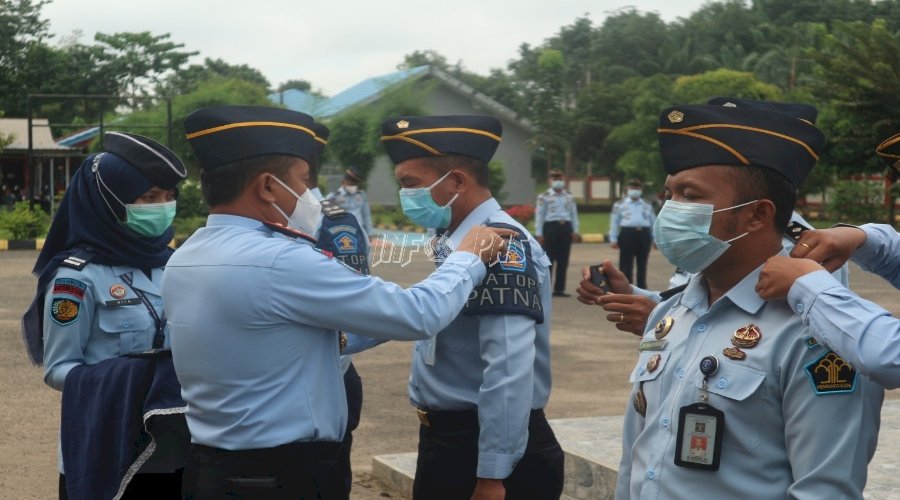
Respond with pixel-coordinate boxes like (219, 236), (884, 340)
(447, 169), (468, 194)
(256, 173), (278, 204)
(745, 199), (776, 233)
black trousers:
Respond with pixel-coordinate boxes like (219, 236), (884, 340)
(183, 441), (345, 500)
(542, 221), (573, 293)
(59, 471), (182, 499)
(618, 227), (652, 289)
(339, 362), (363, 494)
(412, 409), (564, 500)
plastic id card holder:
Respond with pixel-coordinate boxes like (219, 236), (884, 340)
(674, 402), (725, 471)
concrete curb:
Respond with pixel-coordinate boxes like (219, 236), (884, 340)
(0, 239), (44, 250)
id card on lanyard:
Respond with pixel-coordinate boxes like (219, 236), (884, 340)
(120, 272), (167, 349)
(675, 355), (725, 471)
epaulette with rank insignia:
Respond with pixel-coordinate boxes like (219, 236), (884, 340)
(785, 220), (811, 242)
(320, 199), (346, 219)
(59, 247), (97, 270)
(263, 221), (317, 244)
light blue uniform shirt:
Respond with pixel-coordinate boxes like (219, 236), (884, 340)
(535, 188), (579, 235)
(43, 263), (171, 474)
(44, 265), (168, 391)
(409, 198), (554, 479)
(786, 223), (900, 388)
(326, 186), (373, 236)
(609, 197), (656, 244)
(163, 214), (485, 450)
(617, 252), (883, 499)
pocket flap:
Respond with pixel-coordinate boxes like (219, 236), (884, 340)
(629, 351), (672, 383)
(697, 361), (766, 401)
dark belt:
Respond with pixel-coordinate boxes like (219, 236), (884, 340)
(619, 226), (648, 232)
(416, 407), (545, 430)
(192, 440), (341, 462)
(544, 220), (571, 225)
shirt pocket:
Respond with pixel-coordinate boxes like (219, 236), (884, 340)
(97, 306), (153, 355)
(696, 361), (767, 453)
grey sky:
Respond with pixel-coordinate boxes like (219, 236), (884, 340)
(43, 0), (708, 96)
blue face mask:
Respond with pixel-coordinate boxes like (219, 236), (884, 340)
(652, 199), (756, 274)
(399, 171), (459, 229)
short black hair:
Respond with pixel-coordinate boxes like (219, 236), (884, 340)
(727, 165), (797, 232)
(419, 154), (489, 187)
(201, 155), (297, 207)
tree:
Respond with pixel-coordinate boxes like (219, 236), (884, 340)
(93, 31), (197, 107)
(162, 57), (270, 95)
(397, 50), (449, 71)
(277, 79), (312, 92)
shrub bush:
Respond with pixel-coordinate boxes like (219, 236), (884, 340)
(0, 202), (50, 239)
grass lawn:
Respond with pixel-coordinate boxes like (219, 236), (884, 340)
(525, 211), (611, 235)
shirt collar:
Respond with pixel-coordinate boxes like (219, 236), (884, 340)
(677, 249), (787, 316)
(206, 214), (266, 230)
(446, 198), (502, 250)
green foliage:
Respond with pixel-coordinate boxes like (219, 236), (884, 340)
(488, 160), (506, 202)
(672, 69), (781, 103)
(175, 181), (207, 218)
(172, 215), (206, 241)
(161, 58), (270, 96)
(0, 201), (49, 239)
(827, 179), (887, 223)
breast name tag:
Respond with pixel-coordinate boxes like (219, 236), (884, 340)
(675, 402), (725, 471)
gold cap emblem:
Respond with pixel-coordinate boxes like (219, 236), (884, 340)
(667, 110), (684, 123)
(654, 317), (674, 340)
(731, 324), (762, 349)
(396, 120), (410, 129)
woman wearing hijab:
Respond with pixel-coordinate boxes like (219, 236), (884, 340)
(22, 132), (189, 500)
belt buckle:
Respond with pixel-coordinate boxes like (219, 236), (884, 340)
(416, 408), (430, 428)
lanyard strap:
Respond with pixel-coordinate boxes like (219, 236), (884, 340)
(120, 272), (166, 349)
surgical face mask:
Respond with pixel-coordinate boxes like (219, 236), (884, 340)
(551, 180), (565, 190)
(344, 185), (358, 194)
(124, 201), (177, 238)
(399, 171), (458, 229)
(269, 175), (321, 235)
(627, 189), (642, 199)
(652, 199), (757, 274)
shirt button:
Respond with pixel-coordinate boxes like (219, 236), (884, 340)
(646, 469), (656, 480)
(796, 303), (805, 313)
(696, 323), (708, 332)
(122, 320), (131, 328)
(677, 368), (686, 379)
(661, 416), (670, 428)
(717, 378), (727, 389)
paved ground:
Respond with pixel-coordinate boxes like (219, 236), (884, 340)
(2, 244), (898, 499)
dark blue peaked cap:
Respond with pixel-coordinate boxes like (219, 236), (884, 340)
(657, 101), (826, 188)
(103, 131), (186, 188)
(876, 131), (900, 180)
(381, 115), (502, 164)
(185, 106), (318, 169)
(707, 97), (818, 124)
(311, 122), (329, 159)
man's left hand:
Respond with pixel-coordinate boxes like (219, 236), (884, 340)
(471, 478), (505, 500)
(572, 232), (582, 243)
(756, 256), (823, 300)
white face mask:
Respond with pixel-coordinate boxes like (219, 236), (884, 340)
(344, 185), (358, 194)
(269, 175), (321, 235)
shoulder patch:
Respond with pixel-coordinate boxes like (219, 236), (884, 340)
(53, 278), (87, 299)
(50, 297), (81, 326)
(805, 351), (857, 395)
(463, 222), (544, 324)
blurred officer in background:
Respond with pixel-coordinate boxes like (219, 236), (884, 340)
(610, 178), (656, 289)
(535, 168), (580, 296)
(326, 166), (373, 237)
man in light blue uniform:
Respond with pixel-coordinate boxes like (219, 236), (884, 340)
(535, 169), (580, 296)
(165, 106), (511, 500)
(610, 178), (656, 289)
(755, 130), (900, 389)
(381, 115), (564, 500)
(326, 166), (373, 236)
(616, 101), (883, 499)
